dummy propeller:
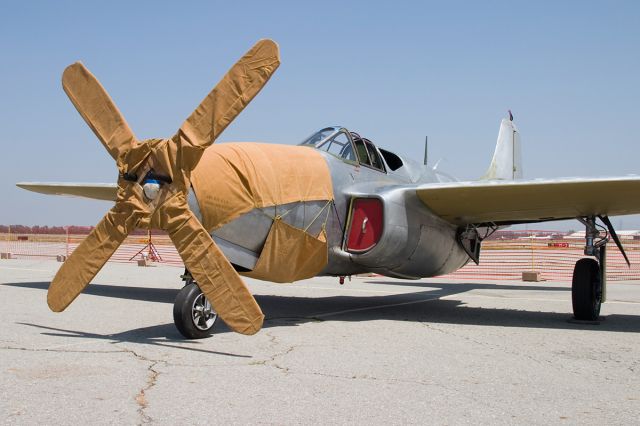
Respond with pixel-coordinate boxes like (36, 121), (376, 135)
(47, 39), (280, 335)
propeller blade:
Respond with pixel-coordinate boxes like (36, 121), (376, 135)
(175, 39), (280, 163)
(62, 62), (137, 162)
(160, 194), (264, 335)
(599, 215), (631, 267)
(48, 204), (142, 312)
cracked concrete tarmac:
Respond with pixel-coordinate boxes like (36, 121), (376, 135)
(2, 259), (640, 424)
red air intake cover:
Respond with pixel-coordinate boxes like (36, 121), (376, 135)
(346, 198), (383, 253)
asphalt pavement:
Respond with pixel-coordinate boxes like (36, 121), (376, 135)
(2, 259), (640, 424)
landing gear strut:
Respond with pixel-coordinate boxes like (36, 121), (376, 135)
(572, 217), (607, 321)
(173, 272), (218, 339)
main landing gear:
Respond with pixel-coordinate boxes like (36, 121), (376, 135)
(173, 272), (218, 339)
(571, 215), (630, 321)
(572, 217), (606, 321)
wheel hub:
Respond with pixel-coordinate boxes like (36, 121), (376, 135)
(191, 293), (217, 331)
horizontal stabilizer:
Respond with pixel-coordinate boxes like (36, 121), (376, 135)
(416, 176), (640, 225)
(16, 182), (117, 201)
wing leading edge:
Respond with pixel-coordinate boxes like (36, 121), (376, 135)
(16, 182), (117, 201)
(18, 176), (640, 225)
(415, 176), (640, 226)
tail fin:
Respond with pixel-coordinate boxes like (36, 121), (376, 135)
(481, 112), (522, 180)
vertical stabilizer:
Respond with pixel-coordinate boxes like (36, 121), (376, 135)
(481, 112), (522, 180)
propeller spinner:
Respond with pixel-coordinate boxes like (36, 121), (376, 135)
(48, 39), (281, 335)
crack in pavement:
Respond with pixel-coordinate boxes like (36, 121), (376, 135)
(114, 344), (163, 425)
(418, 322), (626, 381)
(270, 345), (295, 374)
(248, 330), (297, 374)
(252, 332), (462, 392)
(249, 329), (495, 414)
(3, 343), (163, 424)
(250, 351), (502, 413)
(299, 369), (443, 386)
(419, 321), (565, 369)
(135, 360), (160, 424)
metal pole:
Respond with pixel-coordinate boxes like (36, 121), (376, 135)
(530, 230), (535, 271)
(147, 229), (152, 259)
(600, 244), (607, 303)
(423, 136), (428, 165)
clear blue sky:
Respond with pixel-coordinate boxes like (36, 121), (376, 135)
(1, 1), (639, 230)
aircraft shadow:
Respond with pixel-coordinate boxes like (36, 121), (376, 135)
(368, 280), (570, 292)
(14, 320), (251, 358)
(6, 280), (640, 337)
(6, 281), (179, 304)
(255, 293), (640, 335)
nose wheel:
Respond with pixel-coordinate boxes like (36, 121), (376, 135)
(173, 280), (218, 339)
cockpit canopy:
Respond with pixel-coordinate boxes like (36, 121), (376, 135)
(300, 126), (403, 172)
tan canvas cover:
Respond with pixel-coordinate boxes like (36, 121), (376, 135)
(191, 143), (333, 231)
(46, 40), (281, 335)
(244, 219), (328, 283)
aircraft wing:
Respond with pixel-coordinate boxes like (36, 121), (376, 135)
(415, 176), (640, 226)
(16, 182), (117, 201)
(17, 176), (640, 224)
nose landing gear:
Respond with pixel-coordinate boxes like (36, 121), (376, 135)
(173, 272), (218, 339)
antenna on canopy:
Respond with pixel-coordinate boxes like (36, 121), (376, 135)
(423, 136), (428, 165)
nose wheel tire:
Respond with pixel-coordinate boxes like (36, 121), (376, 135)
(571, 258), (602, 321)
(173, 282), (218, 339)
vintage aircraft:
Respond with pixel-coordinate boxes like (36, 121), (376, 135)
(18, 39), (640, 339)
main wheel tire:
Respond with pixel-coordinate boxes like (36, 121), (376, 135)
(173, 282), (218, 339)
(571, 258), (602, 321)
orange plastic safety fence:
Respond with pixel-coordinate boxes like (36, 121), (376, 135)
(443, 237), (640, 281)
(0, 233), (183, 266)
(2, 232), (640, 282)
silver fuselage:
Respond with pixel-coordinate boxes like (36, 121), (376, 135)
(188, 142), (471, 280)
